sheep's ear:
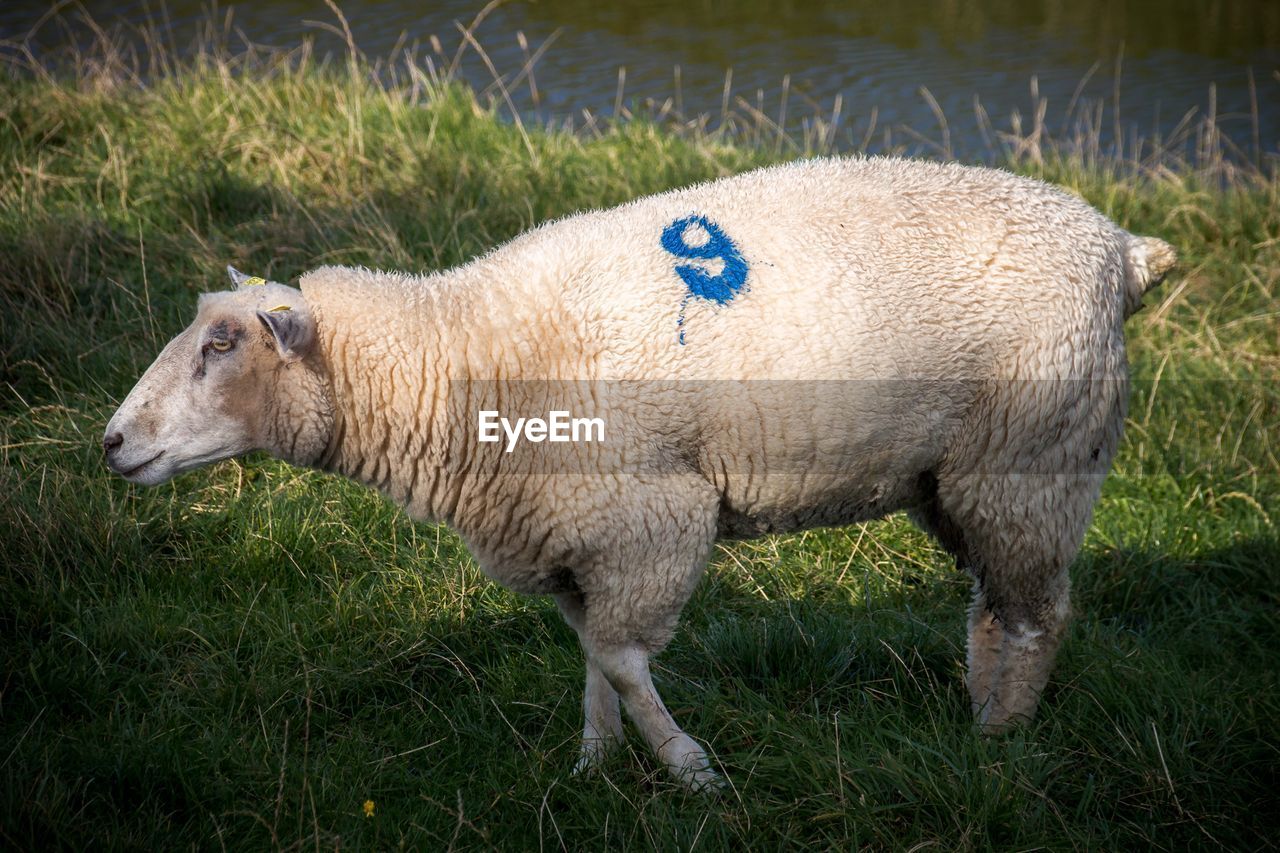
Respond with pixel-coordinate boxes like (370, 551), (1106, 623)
(256, 306), (315, 361)
(228, 265), (269, 289)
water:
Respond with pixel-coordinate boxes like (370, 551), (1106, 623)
(3, 0), (1277, 162)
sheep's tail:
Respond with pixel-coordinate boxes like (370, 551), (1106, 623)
(1122, 234), (1177, 317)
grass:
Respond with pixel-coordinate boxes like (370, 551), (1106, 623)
(1, 15), (1278, 851)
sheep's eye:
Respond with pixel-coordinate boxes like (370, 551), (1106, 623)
(209, 338), (233, 353)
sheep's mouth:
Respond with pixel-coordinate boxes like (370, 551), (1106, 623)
(118, 451), (165, 479)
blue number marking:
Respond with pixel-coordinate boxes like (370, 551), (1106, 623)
(660, 215), (748, 344)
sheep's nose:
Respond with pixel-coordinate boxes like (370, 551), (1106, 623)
(103, 431), (124, 454)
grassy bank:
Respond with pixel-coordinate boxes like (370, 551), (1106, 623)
(1, 27), (1278, 850)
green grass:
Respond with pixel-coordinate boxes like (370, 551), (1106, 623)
(2, 25), (1278, 851)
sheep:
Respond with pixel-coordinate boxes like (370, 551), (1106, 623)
(103, 156), (1175, 790)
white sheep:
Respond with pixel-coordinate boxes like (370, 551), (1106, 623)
(104, 156), (1175, 790)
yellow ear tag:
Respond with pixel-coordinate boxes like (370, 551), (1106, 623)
(267, 304), (292, 312)
(243, 276), (267, 287)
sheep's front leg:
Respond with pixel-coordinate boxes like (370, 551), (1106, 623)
(590, 643), (721, 791)
(572, 473), (721, 789)
(554, 592), (623, 772)
(576, 661), (624, 772)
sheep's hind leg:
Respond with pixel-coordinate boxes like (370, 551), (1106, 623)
(966, 585), (1005, 718)
(980, 579), (1070, 732)
(554, 592), (623, 773)
(961, 507), (1076, 731)
(943, 369), (1118, 731)
(929, 469), (1088, 731)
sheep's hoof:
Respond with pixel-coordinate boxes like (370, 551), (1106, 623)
(674, 764), (725, 794)
(662, 736), (724, 793)
(571, 738), (617, 776)
(976, 702), (1034, 735)
(571, 752), (600, 776)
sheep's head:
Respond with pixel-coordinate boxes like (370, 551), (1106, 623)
(103, 266), (333, 485)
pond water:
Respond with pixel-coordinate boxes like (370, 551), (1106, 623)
(3, 0), (1277, 162)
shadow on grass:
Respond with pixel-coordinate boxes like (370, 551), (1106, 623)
(1, 485), (1276, 848)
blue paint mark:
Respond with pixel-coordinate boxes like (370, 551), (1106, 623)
(676, 295), (690, 345)
(661, 215), (748, 344)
